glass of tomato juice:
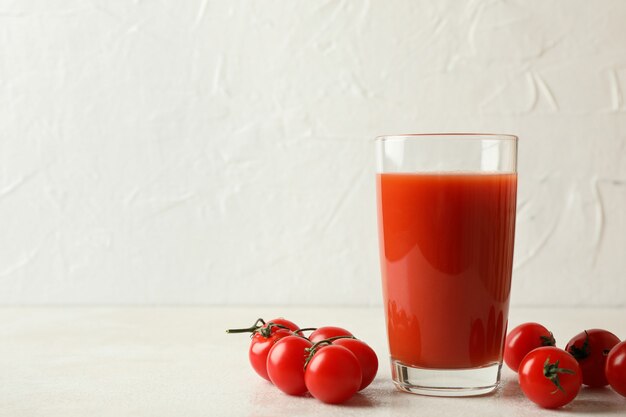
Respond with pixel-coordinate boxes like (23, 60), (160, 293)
(376, 133), (518, 396)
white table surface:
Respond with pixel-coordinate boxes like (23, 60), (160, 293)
(1, 306), (625, 416)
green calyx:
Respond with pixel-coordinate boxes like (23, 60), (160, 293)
(303, 335), (357, 369)
(540, 332), (556, 347)
(543, 356), (575, 394)
(567, 330), (590, 360)
(225, 318), (291, 338)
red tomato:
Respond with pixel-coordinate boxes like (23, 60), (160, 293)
(266, 335), (313, 395)
(258, 318), (299, 335)
(606, 340), (626, 397)
(228, 317), (299, 381)
(249, 328), (293, 381)
(251, 318), (299, 381)
(565, 329), (620, 387)
(504, 322), (555, 372)
(308, 326), (353, 343)
(305, 345), (362, 404)
(518, 347), (582, 409)
(333, 338), (378, 390)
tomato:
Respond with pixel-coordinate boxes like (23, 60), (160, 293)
(606, 340), (626, 397)
(249, 328), (293, 381)
(332, 338), (378, 390)
(266, 335), (313, 395)
(227, 317), (299, 381)
(304, 345), (362, 404)
(308, 326), (353, 343)
(504, 322), (555, 372)
(249, 318), (299, 381)
(266, 318), (299, 333)
(518, 347), (582, 409)
(565, 329), (620, 387)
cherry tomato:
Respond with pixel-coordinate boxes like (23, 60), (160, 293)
(606, 340), (626, 397)
(228, 317), (299, 381)
(266, 318), (299, 332)
(305, 345), (362, 404)
(565, 329), (620, 387)
(249, 329), (292, 381)
(308, 326), (353, 343)
(332, 338), (378, 390)
(266, 335), (312, 395)
(504, 322), (555, 372)
(518, 346), (582, 409)
(250, 318), (299, 381)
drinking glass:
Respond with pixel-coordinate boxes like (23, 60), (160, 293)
(375, 133), (518, 396)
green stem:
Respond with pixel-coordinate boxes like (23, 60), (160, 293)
(303, 335), (357, 369)
(309, 335), (356, 350)
(568, 330), (590, 360)
(259, 322), (291, 338)
(294, 327), (318, 334)
(543, 357), (576, 394)
(225, 318), (265, 334)
(540, 332), (556, 347)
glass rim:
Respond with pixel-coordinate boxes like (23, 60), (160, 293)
(375, 133), (518, 142)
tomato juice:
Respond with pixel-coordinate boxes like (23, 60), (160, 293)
(377, 172), (517, 369)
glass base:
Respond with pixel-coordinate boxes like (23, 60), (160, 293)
(391, 359), (501, 397)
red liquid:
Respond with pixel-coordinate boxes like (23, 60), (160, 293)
(377, 173), (517, 369)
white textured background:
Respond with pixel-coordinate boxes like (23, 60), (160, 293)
(1, 0), (625, 306)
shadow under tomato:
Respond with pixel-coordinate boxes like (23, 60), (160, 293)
(559, 398), (626, 415)
(564, 387), (626, 415)
(337, 392), (378, 407)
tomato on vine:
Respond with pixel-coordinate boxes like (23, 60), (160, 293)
(332, 338), (378, 390)
(304, 341), (362, 404)
(228, 317), (379, 404)
(308, 326), (353, 343)
(226, 317), (299, 381)
(266, 335), (313, 395)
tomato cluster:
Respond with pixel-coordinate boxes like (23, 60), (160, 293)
(504, 322), (626, 409)
(227, 318), (378, 404)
